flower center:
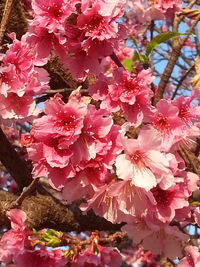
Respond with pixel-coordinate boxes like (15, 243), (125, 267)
(123, 79), (140, 95)
(151, 187), (173, 206)
(153, 113), (170, 132)
(130, 150), (144, 164)
(48, 5), (63, 19)
(86, 15), (105, 33)
(61, 115), (76, 130)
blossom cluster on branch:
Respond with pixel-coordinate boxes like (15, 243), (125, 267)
(0, 0), (200, 266)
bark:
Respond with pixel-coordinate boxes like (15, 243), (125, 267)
(0, 190), (123, 232)
(0, 128), (32, 191)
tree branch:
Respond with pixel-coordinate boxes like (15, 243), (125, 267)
(110, 52), (125, 69)
(0, 190), (123, 232)
(0, 127), (32, 191)
(153, 10), (200, 105)
(0, 0), (14, 45)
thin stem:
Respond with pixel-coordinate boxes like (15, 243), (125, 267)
(110, 52), (125, 69)
(12, 178), (39, 208)
(171, 65), (194, 100)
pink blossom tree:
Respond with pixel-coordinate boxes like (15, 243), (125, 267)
(0, 0), (200, 266)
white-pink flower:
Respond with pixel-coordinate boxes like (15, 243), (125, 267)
(115, 130), (170, 191)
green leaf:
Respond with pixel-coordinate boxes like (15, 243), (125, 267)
(189, 201), (200, 206)
(122, 58), (134, 71)
(32, 240), (41, 247)
(132, 50), (148, 64)
(145, 32), (183, 57)
(39, 229), (62, 247)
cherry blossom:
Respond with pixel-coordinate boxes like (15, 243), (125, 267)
(31, 0), (74, 33)
(115, 130), (170, 190)
(0, 209), (31, 263)
(0, 0), (200, 265)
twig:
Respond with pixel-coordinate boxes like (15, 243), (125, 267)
(45, 88), (88, 95)
(150, 20), (155, 41)
(59, 232), (127, 248)
(194, 26), (200, 54)
(171, 65), (194, 99)
(0, 0), (14, 45)
(12, 178), (39, 208)
(36, 88), (89, 104)
(110, 52), (125, 69)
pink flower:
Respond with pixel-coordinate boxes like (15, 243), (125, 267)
(62, 171), (97, 203)
(72, 250), (103, 267)
(0, 36), (49, 119)
(0, 93), (39, 119)
(142, 226), (188, 259)
(24, 25), (67, 65)
(90, 68), (154, 125)
(115, 130), (170, 191)
(150, 184), (188, 223)
(33, 92), (87, 147)
(77, 7), (119, 41)
(72, 244), (122, 267)
(99, 246), (122, 267)
(80, 180), (150, 223)
(124, 222), (188, 259)
(15, 249), (67, 267)
(0, 209), (30, 263)
(27, 91), (121, 190)
(97, 0), (125, 17)
(149, 99), (184, 150)
(112, 68), (153, 105)
(3, 36), (34, 78)
(172, 89), (200, 129)
(177, 246), (200, 267)
(0, 64), (23, 97)
(64, 50), (100, 81)
(155, 0), (182, 12)
(81, 0), (125, 17)
(32, 0), (74, 32)
(148, 0), (182, 21)
(152, 99), (182, 134)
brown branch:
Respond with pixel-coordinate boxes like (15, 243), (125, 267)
(0, 127), (32, 191)
(45, 88), (88, 95)
(36, 88), (89, 104)
(110, 52), (125, 69)
(0, 0), (14, 45)
(0, 190), (124, 232)
(153, 9), (200, 105)
(178, 146), (200, 178)
(12, 178), (39, 207)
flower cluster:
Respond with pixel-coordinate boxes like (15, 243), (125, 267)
(0, 209), (122, 267)
(0, 0), (200, 265)
(23, 90), (122, 190)
(23, 0), (126, 81)
(0, 35), (49, 120)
